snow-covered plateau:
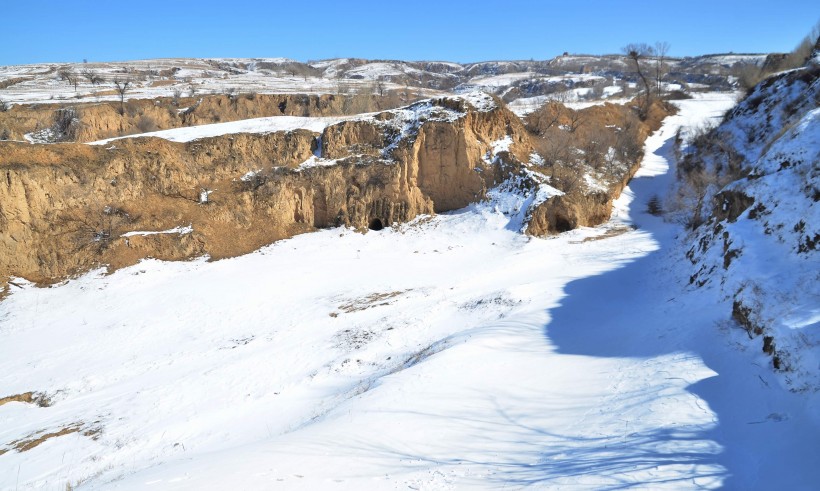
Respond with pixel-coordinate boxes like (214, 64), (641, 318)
(1, 93), (818, 490)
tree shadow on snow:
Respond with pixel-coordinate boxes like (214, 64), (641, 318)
(345, 391), (725, 489)
(539, 167), (820, 489)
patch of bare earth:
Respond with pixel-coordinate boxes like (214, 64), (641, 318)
(573, 225), (636, 243)
(0, 391), (51, 408)
(2, 424), (101, 455)
(335, 290), (409, 314)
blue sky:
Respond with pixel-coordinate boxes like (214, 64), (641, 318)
(2, 1), (817, 65)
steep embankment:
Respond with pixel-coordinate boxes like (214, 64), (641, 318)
(0, 92), (403, 143)
(0, 90), (672, 290)
(680, 57), (819, 390)
(0, 94), (530, 285)
(524, 98), (673, 235)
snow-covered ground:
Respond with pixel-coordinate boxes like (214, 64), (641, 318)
(0, 56), (752, 110)
(0, 59), (403, 106)
(507, 92), (631, 117)
(88, 115), (364, 145)
(1, 93), (818, 490)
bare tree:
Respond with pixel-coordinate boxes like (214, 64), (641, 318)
(172, 88), (182, 106)
(224, 87), (237, 106)
(654, 41), (671, 97)
(112, 79), (131, 115)
(82, 68), (102, 85)
(567, 110), (585, 133)
(622, 43), (654, 118)
(526, 101), (563, 135)
(59, 69), (80, 91)
(533, 128), (573, 170)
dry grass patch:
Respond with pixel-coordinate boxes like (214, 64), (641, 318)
(337, 290), (409, 314)
(149, 80), (177, 87)
(0, 391), (51, 407)
(572, 225), (636, 243)
(3, 423), (101, 455)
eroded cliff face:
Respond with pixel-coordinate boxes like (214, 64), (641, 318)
(524, 99), (673, 236)
(0, 94), (531, 285)
(0, 93), (402, 143)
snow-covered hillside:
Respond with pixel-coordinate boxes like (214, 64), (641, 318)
(681, 60), (820, 392)
(2, 93), (818, 490)
(0, 54), (763, 111)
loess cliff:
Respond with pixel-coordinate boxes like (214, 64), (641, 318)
(0, 91), (669, 291)
(0, 94), (530, 286)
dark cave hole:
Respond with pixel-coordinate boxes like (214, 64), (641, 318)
(554, 217), (573, 233)
(369, 218), (384, 231)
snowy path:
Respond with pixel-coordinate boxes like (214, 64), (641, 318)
(1, 93), (818, 490)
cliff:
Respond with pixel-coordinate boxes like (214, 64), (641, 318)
(0, 93), (402, 143)
(0, 94), (530, 286)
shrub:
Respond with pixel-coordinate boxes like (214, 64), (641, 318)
(664, 90), (691, 100)
(124, 102), (140, 118)
(737, 65), (764, 94)
(647, 194), (662, 215)
(136, 115), (158, 133)
(53, 107), (81, 141)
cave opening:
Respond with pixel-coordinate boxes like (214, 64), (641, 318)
(368, 218), (384, 231)
(554, 216), (573, 233)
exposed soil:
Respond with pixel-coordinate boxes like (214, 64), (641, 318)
(0, 97), (530, 286)
(4, 423), (100, 454)
(0, 92), (409, 143)
(338, 291), (408, 313)
(0, 392), (51, 407)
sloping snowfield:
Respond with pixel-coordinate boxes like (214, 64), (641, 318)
(1, 93), (818, 490)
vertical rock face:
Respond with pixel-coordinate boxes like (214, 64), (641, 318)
(0, 94), (532, 285)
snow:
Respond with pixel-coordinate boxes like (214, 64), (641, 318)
(583, 173), (608, 192)
(89, 115), (363, 145)
(344, 62), (427, 80)
(0, 58), (386, 105)
(240, 170), (262, 182)
(682, 75), (820, 392)
(490, 135), (512, 154)
(507, 95), (552, 117)
(458, 91), (497, 112)
(697, 54), (768, 66)
(295, 155), (343, 170)
(468, 72), (540, 87)
(121, 225), (193, 238)
(507, 91), (629, 116)
(1, 93), (819, 490)
(23, 128), (58, 144)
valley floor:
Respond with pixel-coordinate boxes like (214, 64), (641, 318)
(1, 93), (817, 490)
